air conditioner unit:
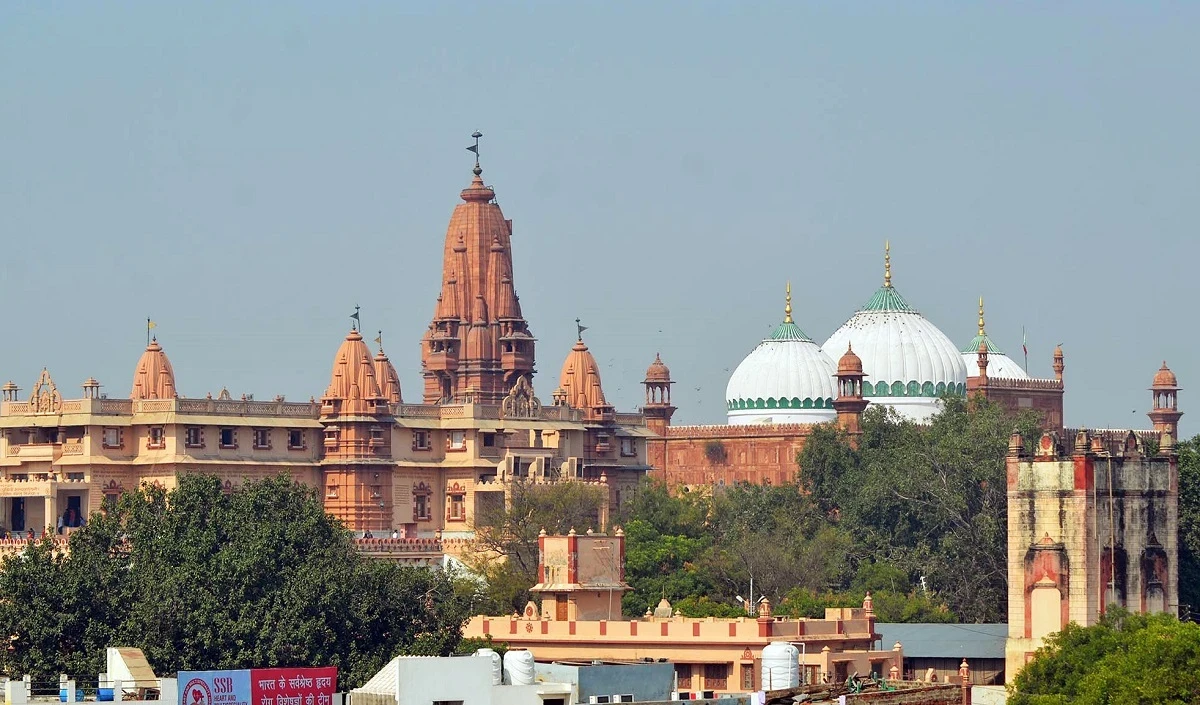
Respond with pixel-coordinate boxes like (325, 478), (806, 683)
(587, 696), (610, 704)
(612, 695), (634, 703)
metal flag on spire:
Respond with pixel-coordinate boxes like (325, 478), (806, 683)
(146, 318), (157, 346)
(351, 305), (361, 331)
(575, 318), (589, 341)
(375, 330), (383, 349)
(466, 131), (483, 174)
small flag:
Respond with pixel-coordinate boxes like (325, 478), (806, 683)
(1022, 327), (1028, 358)
(147, 320), (157, 330)
(374, 333), (383, 346)
(466, 144), (479, 155)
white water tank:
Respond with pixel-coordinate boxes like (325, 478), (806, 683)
(503, 649), (536, 686)
(760, 642), (800, 690)
(476, 648), (502, 686)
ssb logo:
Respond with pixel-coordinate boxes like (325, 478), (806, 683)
(184, 679), (213, 705)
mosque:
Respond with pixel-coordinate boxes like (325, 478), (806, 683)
(647, 244), (1170, 489)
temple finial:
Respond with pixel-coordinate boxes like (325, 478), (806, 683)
(784, 281), (793, 324)
(466, 131), (483, 177)
(978, 297), (986, 336)
(884, 240), (892, 288)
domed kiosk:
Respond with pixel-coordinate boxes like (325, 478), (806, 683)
(726, 284), (838, 425)
(823, 244), (967, 423)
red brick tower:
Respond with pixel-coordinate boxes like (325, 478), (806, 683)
(421, 135), (535, 404)
(642, 353), (675, 436)
(1148, 362), (1182, 439)
(832, 344), (868, 435)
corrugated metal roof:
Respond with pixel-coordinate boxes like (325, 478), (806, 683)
(874, 623), (1007, 659)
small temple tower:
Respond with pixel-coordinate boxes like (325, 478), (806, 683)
(558, 326), (614, 422)
(531, 528), (629, 621)
(131, 338), (177, 400)
(1147, 362), (1182, 439)
(320, 327), (395, 532)
(642, 353), (675, 436)
(832, 344), (868, 435)
(421, 136), (535, 404)
(1004, 422), (1179, 683)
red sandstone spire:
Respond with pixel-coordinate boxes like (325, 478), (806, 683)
(558, 333), (613, 421)
(373, 336), (402, 405)
(422, 141), (535, 404)
(131, 338), (177, 400)
(323, 329), (386, 415)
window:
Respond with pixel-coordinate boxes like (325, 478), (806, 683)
(412, 430), (431, 451)
(287, 429), (305, 450)
(703, 664), (728, 691)
(326, 485), (338, 499)
(620, 437), (637, 457)
(147, 426), (165, 449)
(675, 665), (692, 690)
(369, 426), (385, 445)
(448, 492), (466, 521)
(219, 428), (237, 449)
(482, 432), (496, 447)
(103, 493), (120, 511)
(414, 492), (431, 521)
(185, 427), (204, 448)
(448, 431), (466, 451)
(324, 428), (339, 447)
(65, 472), (85, 482)
(253, 429), (271, 450)
(102, 427), (122, 449)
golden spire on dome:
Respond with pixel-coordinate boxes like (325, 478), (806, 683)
(784, 281), (793, 323)
(978, 296), (986, 336)
(884, 240), (892, 288)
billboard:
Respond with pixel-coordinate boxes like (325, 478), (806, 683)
(179, 670), (252, 705)
(179, 668), (336, 705)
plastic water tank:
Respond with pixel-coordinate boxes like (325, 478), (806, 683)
(476, 648), (502, 686)
(503, 649), (536, 686)
(760, 641), (800, 690)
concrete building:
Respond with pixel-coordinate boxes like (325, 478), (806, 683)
(463, 532), (904, 694)
(1003, 425), (1180, 682)
(874, 624), (1006, 685)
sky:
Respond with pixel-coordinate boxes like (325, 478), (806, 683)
(1, 2), (1197, 436)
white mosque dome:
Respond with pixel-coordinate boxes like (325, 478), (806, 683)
(822, 247), (967, 423)
(960, 298), (1030, 380)
(726, 287), (838, 425)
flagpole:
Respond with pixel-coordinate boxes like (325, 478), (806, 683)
(1023, 326), (1028, 373)
(146, 318), (151, 347)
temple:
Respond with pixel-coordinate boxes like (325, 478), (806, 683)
(0, 147), (652, 563)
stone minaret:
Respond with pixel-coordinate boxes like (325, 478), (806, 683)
(833, 344), (868, 435)
(642, 353), (675, 436)
(421, 138), (535, 404)
(1147, 362), (1182, 440)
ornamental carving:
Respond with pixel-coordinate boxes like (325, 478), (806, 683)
(28, 369), (62, 414)
(501, 376), (542, 419)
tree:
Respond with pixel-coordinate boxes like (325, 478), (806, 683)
(468, 479), (604, 615)
(799, 397), (1042, 623)
(1009, 611), (1200, 704)
(1176, 436), (1200, 616)
(0, 475), (473, 688)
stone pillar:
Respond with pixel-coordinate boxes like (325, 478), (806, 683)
(959, 659), (970, 705)
(44, 495), (58, 537)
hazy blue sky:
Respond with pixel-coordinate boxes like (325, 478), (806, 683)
(2, 3), (1197, 436)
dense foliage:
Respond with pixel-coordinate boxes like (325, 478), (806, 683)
(468, 479), (604, 615)
(0, 475), (473, 687)
(1009, 611), (1200, 704)
(612, 396), (1039, 623)
(1176, 436), (1200, 615)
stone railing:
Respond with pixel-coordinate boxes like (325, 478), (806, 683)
(613, 413), (645, 425)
